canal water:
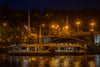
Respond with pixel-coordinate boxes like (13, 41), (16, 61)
(0, 54), (100, 67)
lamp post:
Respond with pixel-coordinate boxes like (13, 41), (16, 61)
(90, 20), (95, 32)
(65, 16), (69, 35)
(76, 19), (80, 32)
(62, 21), (69, 36)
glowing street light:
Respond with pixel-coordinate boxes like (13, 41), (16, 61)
(51, 25), (55, 28)
(3, 22), (7, 26)
(65, 26), (69, 29)
(51, 24), (59, 29)
(90, 23), (95, 26)
(76, 21), (80, 25)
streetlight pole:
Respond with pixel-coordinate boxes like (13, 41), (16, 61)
(90, 20), (95, 32)
(76, 19), (80, 32)
(65, 16), (69, 35)
(66, 16), (68, 27)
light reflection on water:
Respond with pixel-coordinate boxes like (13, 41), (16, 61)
(0, 54), (100, 67)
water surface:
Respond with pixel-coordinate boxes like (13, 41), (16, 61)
(0, 54), (100, 67)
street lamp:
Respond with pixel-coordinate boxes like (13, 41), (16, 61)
(90, 21), (95, 31)
(51, 25), (55, 28)
(64, 25), (69, 35)
(65, 26), (69, 29)
(76, 19), (80, 32)
(51, 24), (59, 29)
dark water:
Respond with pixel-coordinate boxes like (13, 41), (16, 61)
(0, 54), (100, 67)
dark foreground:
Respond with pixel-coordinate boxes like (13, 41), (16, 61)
(0, 53), (100, 67)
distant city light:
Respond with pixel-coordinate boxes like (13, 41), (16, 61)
(24, 25), (28, 29)
(52, 25), (55, 28)
(90, 23), (95, 26)
(0, 39), (1, 41)
(42, 24), (45, 27)
(25, 26), (28, 29)
(3, 22), (7, 26)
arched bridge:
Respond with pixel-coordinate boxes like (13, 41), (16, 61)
(9, 37), (89, 54)
(41, 37), (89, 46)
(38, 37), (89, 52)
(46, 37), (88, 44)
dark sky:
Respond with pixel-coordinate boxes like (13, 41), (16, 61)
(0, 0), (100, 10)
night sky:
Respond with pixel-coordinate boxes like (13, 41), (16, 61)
(0, 0), (100, 10)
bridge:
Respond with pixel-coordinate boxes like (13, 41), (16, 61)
(8, 31), (100, 55)
(9, 36), (88, 55)
(9, 44), (86, 55)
